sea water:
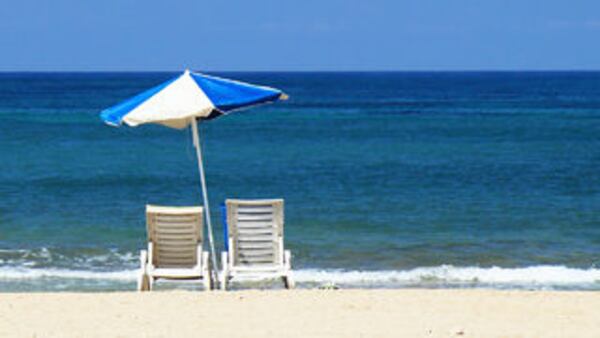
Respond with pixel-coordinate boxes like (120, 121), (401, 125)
(0, 72), (599, 291)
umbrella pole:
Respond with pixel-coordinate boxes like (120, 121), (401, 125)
(191, 119), (220, 287)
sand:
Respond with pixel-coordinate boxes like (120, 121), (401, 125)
(1, 289), (598, 337)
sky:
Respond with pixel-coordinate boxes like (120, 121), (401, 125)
(1, 0), (600, 71)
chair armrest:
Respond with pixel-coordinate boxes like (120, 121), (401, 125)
(140, 250), (148, 268)
(195, 243), (204, 269)
(202, 251), (210, 271)
(147, 242), (154, 269)
(284, 250), (292, 270)
(221, 251), (229, 270)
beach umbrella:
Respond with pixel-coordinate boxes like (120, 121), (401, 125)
(99, 69), (288, 282)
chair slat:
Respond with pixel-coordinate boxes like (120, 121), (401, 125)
(237, 242), (275, 249)
(237, 214), (274, 221)
(157, 251), (195, 258)
(238, 228), (274, 235)
(155, 217), (200, 223)
(237, 235), (275, 242)
(238, 249), (275, 256)
(155, 227), (196, 233)
(156, 242), (197, 249)
(236, 221), (275, 229)
(237, 207), (274, 213)
(238, 257), (275, 264)
(155, 234), (197, 241)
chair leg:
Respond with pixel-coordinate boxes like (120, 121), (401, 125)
(137, 273), (150, 291)
(220, 269), (230, 291)
(220, 251), (229, 291)
(282, 250), (294, 289)
(203, 276), (212, 291)
(202, 251), (212, 291)
(138, 250), (150, 291)
(282, 274), (295, 289)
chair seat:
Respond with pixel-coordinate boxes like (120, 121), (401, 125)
(149, 267), (204, 279)
(227, 271), (286, 281)
(230, 264), (283, 273)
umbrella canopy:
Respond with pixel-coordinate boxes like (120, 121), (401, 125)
(100, 70), (288, 286)
(101, 69), (287, 128)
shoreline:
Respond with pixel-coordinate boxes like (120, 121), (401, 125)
(1, 289), (599, 337)
(1, 264), (599, 291)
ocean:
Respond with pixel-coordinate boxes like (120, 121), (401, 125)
(0, 71), (599, 291)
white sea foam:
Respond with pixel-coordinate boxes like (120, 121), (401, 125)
(0, 247), (138, 270)
(0, 267), (137, 281)
(294, 265), (600, 287)
(0, 265), (598, 289)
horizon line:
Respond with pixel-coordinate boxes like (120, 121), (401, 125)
(1, 69), (600, 74)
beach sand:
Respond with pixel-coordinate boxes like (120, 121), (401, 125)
(1, 289), (598, 337)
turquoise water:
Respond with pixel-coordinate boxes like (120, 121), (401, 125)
(1, 72), (599, 291)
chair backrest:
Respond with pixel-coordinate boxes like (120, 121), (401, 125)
(146, 205), (203, 268)
(226, 199), (284, 267)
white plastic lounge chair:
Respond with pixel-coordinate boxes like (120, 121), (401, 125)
(138, 205), (211, 291)
(220, 199), (294, 290)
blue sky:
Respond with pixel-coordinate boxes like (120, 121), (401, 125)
(1, 0), (599, 71)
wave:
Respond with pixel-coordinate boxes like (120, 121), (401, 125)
(0, 247), (137, 270)
(0, 265), (599, 290)
(0, 267), (137, 281)
(295, 265), (600, 288)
